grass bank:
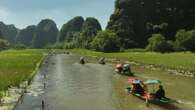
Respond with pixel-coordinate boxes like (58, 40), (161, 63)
(70, 49), (195, 71)
(0, 49), (44, 93)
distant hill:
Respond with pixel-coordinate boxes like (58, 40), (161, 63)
(0, 22), (18, 44)
(32, 19), (59, 48)
(59, 16), (84, 42)
(79, 17), (102, 48)
(16, 25), (36, 47)
(59, 16), (102, 48)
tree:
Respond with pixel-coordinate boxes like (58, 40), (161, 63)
(185, 30), (195, 52)
(0, 39), (9, 50)
(174, 30), (190, 51)
(147, 34), (173, 52)
(107, 0), (195, 48)
(174, 29), (195, 52)
(90, 30), (120, 52)
(107, 1), (136, 49)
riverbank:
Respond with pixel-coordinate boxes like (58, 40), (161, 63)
(70, 49), (195, 77)
(0, 50), (45, 110)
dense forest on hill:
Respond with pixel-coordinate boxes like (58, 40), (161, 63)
(1, 0), (195, 52)
(107, 0), (195, 49)
(58, 16), (102, 49)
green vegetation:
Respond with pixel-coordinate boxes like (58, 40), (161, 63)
(90, 30), (120, 52)
(0, 50), (44, 93)
(58, 16), (102, 49)
(16, 25), (36, 47)
(59, 16), (84, 42)
(174, 29), (195, 52)
(1, 0), (195, 53)
(107, 0), (195, 49)
(70, 49), (195, 71)
(146, 34), (174, 52)
(0, 39), (9, 50)
(78, 17), (102, 48)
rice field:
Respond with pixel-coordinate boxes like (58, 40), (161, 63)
(70, 49), (195, 71)
(0, 49), (44, 92)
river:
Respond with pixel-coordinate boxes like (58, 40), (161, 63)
(15, 54), (119, 110)
(15, 54), (195, 110)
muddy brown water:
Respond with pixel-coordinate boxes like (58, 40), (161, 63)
(15, 54), (195, 110)
(15, 54), (119, 110)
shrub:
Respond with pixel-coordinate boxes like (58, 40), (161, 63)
(90, 30), (120, 52)
(14, 44), (26, 49)
(147, 34), (174, 53)
(0, 39), (9, 50)
(174, 29), (195, 52)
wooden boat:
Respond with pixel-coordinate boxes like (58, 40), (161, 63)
(115, 64), (134, 76)
(127, 78), (176, 104)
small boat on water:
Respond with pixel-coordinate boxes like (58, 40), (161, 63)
(98, 57), (106, 65)
(79, 57), (85, 64)
(126, 78), (176, 105)
(115, 63), (133, 76)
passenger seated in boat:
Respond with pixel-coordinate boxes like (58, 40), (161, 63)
(116, 64), (123, 73)
(132, 84), (144, 95)
(123, 64), (132, 73)
(155, 85), (166, 99)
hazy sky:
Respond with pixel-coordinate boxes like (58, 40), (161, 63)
(0, 0), (115, 29)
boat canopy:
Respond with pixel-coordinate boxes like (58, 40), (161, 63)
(128, 77), (142, 84)
(144, 80), (161, 85)
(132, 79), (141, 84)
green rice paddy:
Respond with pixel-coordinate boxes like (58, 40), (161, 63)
(0, 50), (44, 92)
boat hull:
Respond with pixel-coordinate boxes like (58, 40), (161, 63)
(126, 88), (176, 104)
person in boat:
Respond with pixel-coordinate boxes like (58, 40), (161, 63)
(132, 83), (145, 95)
(80, 57), (85, 64)
(116, 64), (123, 73)
(122, 64), (132, 74)
(155, 85), (166, 99)
(98, 57), (105, 64)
